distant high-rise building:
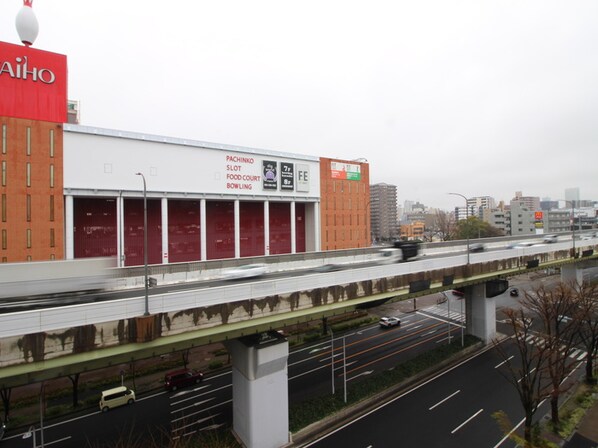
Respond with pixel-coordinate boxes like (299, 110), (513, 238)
(370, 183), (398, 242)
(565, 187), (580, 208)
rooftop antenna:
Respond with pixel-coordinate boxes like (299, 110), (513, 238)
(16, 0), (39, 47)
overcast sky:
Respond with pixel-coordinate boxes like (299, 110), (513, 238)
(2, 1), (597, 210)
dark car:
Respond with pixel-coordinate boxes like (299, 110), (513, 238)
(311, 263), (344, 273)
(164, 368), (203, 391)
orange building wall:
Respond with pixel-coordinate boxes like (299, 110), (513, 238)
(400, 222), (425, 240)
(0, 116), (64, 262)
(319, 157), (370, 251)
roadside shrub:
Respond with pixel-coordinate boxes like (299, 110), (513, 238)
(208, 360), (224, 370)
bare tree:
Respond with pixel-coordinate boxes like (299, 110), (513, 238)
(575, 282), (598, 384)
(493, 307), (549, 446)
(523, 283), (581, 426)
(434, 210), (454, 241)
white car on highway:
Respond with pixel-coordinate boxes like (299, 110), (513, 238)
(222, 263), (267, 280)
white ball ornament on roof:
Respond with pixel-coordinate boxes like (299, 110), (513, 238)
(16, 0), (39, 47)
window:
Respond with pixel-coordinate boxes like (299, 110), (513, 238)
(1, 160), (5, 186)
(27, 228), (31, 248)
(49, 129), (54, 157)
(1, 194), (5, 222)
(1, 229), (6, 250)
(26, 127), (31, 155)
(2, 124), (6, 154)
(50, 228), (55, 247)
(26, 162), (31, 187)
(26, 195), (31, 222)
(49, 195), (54, 221)
(50, 164), (54, 188)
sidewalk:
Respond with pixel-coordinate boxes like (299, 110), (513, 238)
(564, 397), (598, 448)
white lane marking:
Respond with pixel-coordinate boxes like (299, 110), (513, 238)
(171, 384), (210, 398)
(309, 346), (331, 354)
(495, 355), (514, 369)
(407, 325), (423, 331)
(451, 408), (484, 434)
(290, 363), (329, 380)
(429, 390), (460, 410)
(171, 414), (219, 435)
(349, 370), (374, 380)
(170, 383), (231, 406)
(171, 397), (215, 414)
(421, 330), (437, 337)
(517, 368), (536, 383)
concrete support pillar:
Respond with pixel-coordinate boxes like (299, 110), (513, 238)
(161, 197), (169, 264)
(465, 283), (496, 344)
(290, 201), (296, 254)
(234, 199), (241, 258)
(200, 199), (207, 261)
(561, 264), (583, 286)
(224, 332), (289, 448)
(64, 194), (74, 259)
(264, 201), (270, 256)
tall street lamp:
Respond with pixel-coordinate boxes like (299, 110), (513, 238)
(448, 192), (470, 265)
(135, 172), (150, 316)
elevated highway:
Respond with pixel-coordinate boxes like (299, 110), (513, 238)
(1, 236), (596, 388)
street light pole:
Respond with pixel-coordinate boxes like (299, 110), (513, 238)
(448, 192), (470, 265)
(558, 200), (576, 258)
(135, 172), (150, 316)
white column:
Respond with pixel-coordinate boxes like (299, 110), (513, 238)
(290, 201), (296, 254)
(116, 194), (124, 267)
(264, 200), (270, 256)
(465, 283), (496, 344)
(314, 201), (321, 252)
(200, 199), (207, 261)
(64, 194), (74, 259)
(224, 333), (289, 448)
(161, 198), (169, 264)
(234, 199), (241, 258)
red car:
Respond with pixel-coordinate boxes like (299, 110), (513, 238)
(164, 368), (203, 391)
(451, 289), (465, 297)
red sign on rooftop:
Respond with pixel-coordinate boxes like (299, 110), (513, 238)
(0, 41), (67, 123)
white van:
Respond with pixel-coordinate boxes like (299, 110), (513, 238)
(99, 386), (135, 412)
(377, 248), (402, 264)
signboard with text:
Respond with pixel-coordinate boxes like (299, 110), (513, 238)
(331, 161), (361, 180)
(0, 41), (67, 123)
(262, 160), (278, 190)
(280, 162), (294, 190)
